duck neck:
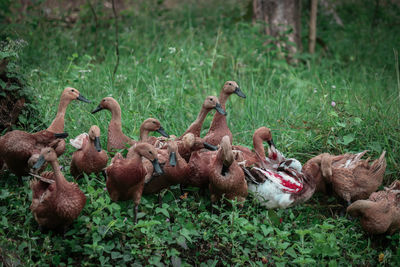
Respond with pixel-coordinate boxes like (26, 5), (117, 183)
(253, 135), (266, 158)
(47, 97), (70, 133)
(108, 105), (124, 141)
(129, 151), (143, 165)
(208, 92), (229, 131)
(50, 159), (66, 190)
(86, 138), (97, 153)
(139, 126), (150, 142)
(182, 106), (210, 137)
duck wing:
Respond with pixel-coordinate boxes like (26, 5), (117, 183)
(249, 167), (304, 193)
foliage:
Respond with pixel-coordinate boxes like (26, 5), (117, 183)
(0, 38), (40, 133)
(1, 0), (400, 265)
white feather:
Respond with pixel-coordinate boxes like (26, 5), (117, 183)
(69, 133), (88, 149)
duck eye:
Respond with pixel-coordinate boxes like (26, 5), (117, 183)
(152, 121), (156, 124)
(228, 83), (232, 86)
(71, 89), (75, 92)
(149, 151), (153, 154)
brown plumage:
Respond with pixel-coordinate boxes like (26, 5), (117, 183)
(303, 151), (387, 204)
(139, 118), (169, 145)
(203, 81), (246, 146)
(105, 142), (163, 223)
(186, 149), (218, 189)
(143, 134), (194, 195)
(91, 97), (136, 152)
(209, 136), (247, 206)
(347, 180), (400, 235)
(232, 126), (278, 168)
(0, 87), (90, 177)
(180, 96), (226, 138)
(30, 147), (86, 231)
(70, 125), (108, 179)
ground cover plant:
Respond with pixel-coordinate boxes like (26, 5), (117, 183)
(1, 0), (400, 265)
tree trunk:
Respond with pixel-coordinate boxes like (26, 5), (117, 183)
(308, 0), (318, 54)
(253, 0), (302, 62)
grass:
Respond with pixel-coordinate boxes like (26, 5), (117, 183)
(1, 0), (400, 265)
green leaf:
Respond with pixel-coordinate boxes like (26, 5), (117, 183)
(155, 207), (169, 218)
(286, 246), (297, 258)
(342, 134), (355, 145)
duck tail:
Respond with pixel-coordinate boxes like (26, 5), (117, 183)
(354, 150), (368, 162)
(370, 151), (386, 177)
(242, 166), (261, 185)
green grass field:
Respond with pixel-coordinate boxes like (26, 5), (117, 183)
(1, 1), (400, 265)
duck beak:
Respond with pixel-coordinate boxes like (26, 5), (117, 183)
(157, 126), (169, 138)
(234, 86), (246, 98)
(91, 105), (103, 114)
(267, 139), (275, 147)
(214, 103), (227, 115)
(94, 137), (102, 152)
(77, 94), (91, 103)
(152, 158), (163, 174)
(203, 142), (218, 151)
(32, 155), (46, 170)
(54, 132), (69, 139)
(267, 139), (278, 160)
(169, 152), (177, 167)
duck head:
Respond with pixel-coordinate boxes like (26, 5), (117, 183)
(91, 97), (119, 113)
(32, 147), (57, 169)
(182, 133), (195, 150)
(203, 96), (226, 115)
(222, 81), (246, 98)
(141, 118), (169, 138)
(89, 125), (102, 152)
(135, 143), (163, 174)
(253, 127), (277, 160)
(220, 135), (234, 175)
(61, 87), (91, 103)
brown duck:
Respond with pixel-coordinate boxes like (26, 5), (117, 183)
(232, 127), (279, 168)
(105, 142), (163, 223)
(70, 125), (108, 179)
(304, 151), (387, 205)
(0, 87), (90, 177)
(203, 81), (245, 146)
(30, 147), (86, 231)
(347, 180), (400, 235)
(139, 118), (169, 145)
(209, 136), (248, 206)
(91, 97), (135, 151)
(180, 96), (226, 138)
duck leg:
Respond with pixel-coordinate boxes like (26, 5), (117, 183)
(133, 204), (139, 224)
(158, 192), (163, 207)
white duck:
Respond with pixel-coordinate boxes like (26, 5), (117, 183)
(241, 127), (316, 209)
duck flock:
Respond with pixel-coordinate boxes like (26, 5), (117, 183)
(0, 82), (398, 236)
